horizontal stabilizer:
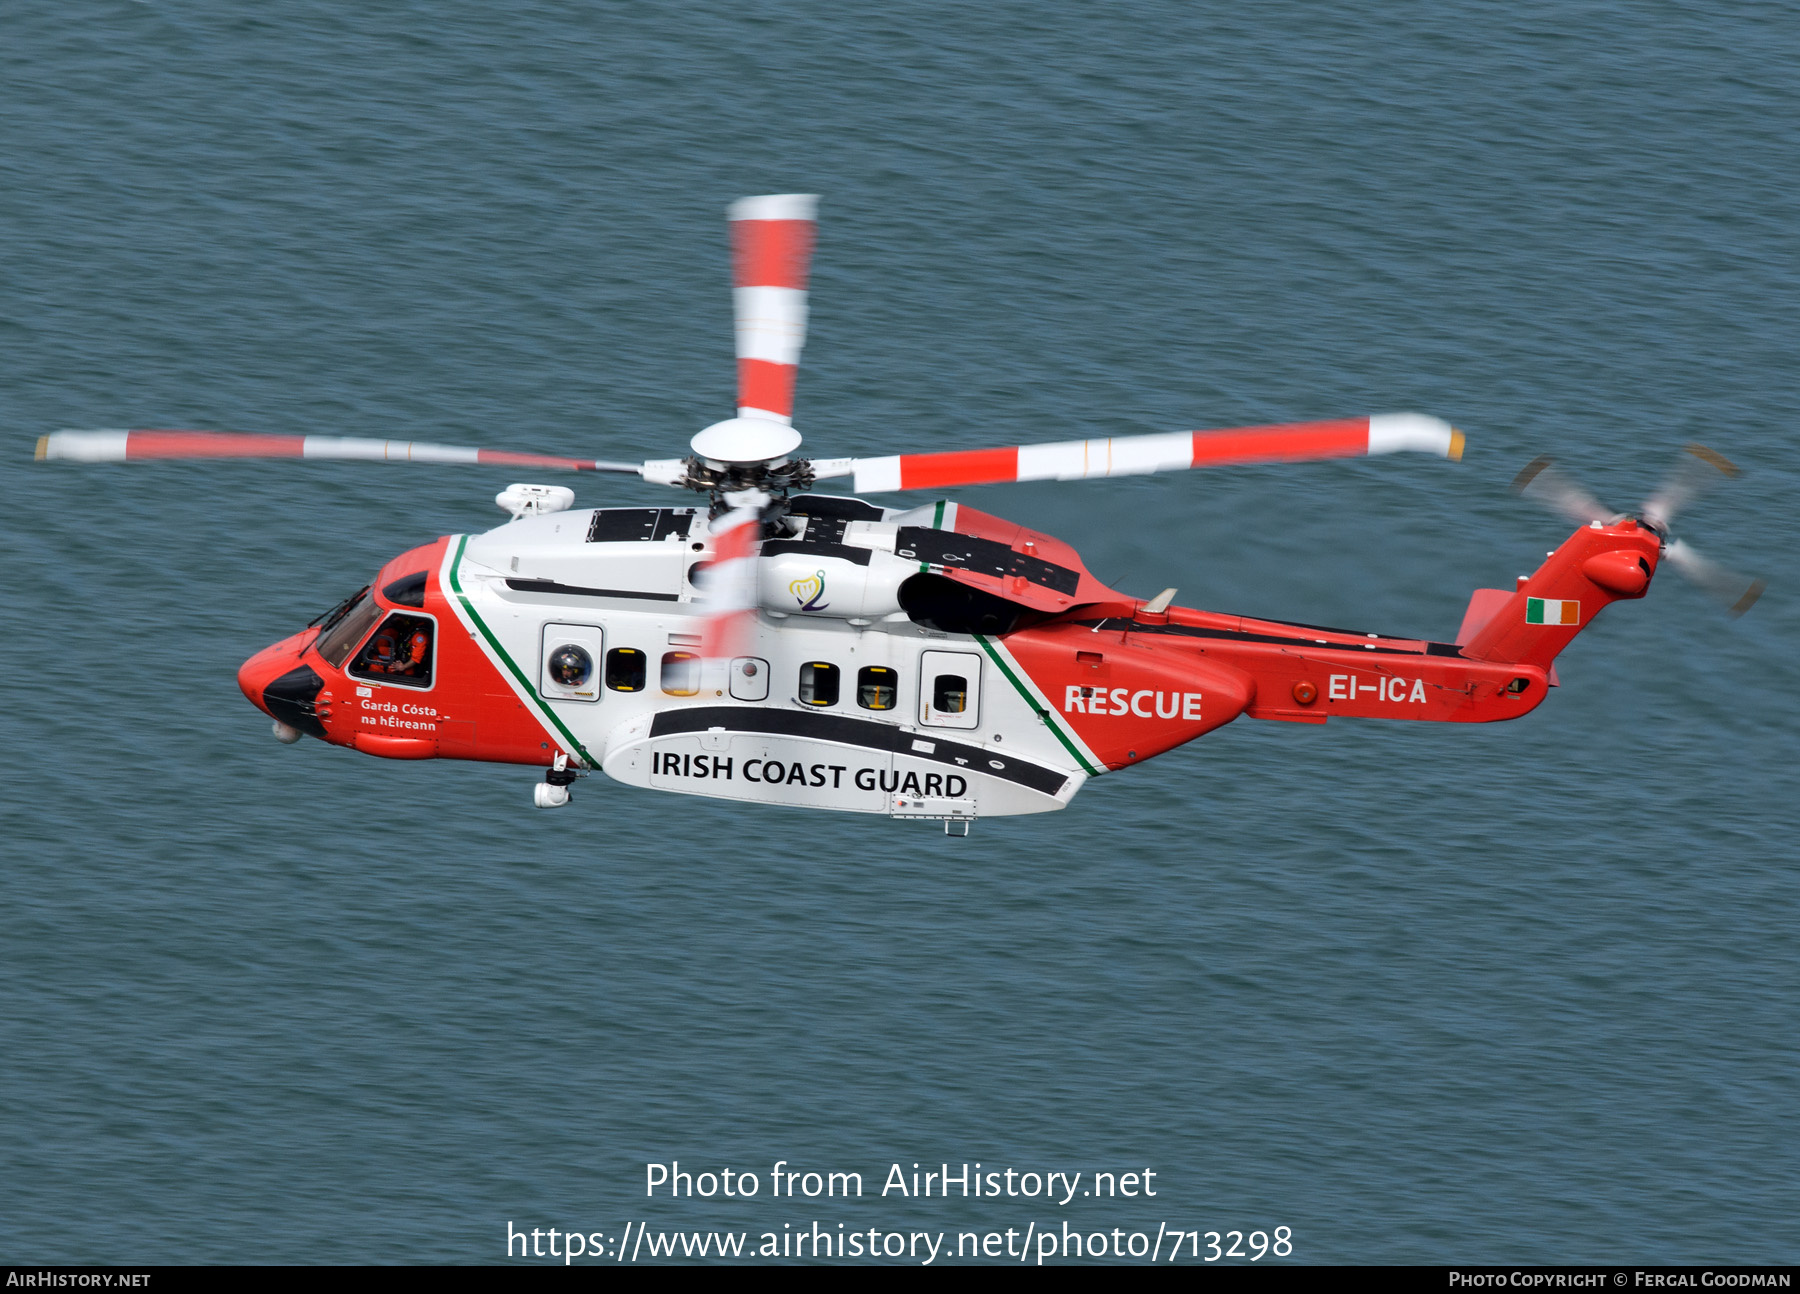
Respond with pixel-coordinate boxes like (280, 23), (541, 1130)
(1455, 589), (1514, 646)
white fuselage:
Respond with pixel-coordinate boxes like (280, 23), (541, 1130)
(437, 499), (1090, 820)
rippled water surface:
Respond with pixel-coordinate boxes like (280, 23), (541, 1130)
(3, 1), (1798, 1264)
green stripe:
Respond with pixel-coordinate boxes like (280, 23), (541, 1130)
(448, 535), (597, 768)
(974, 633), (1103, 777)
(921, 499), (947, 572)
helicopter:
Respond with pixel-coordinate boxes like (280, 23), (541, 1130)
(34, 195), (1765, 833)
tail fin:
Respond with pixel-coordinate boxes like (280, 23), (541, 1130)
(1460, 520), (1660, 668)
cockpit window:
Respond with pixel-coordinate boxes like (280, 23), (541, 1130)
(315, 590), (384, 667)
(349, 612), (435, 688)
(382, 571), (428, 608)
(310, 586), (369, 633)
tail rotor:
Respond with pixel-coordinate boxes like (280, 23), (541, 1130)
(1661, 538), (1765, 616)
(1510, 454), (1616, 528)
(1642, 442), (1743, 534)
(1511, 444), (1764, 617)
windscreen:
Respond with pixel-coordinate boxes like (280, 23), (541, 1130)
(315, 590), (384, 667)
(309, 586), (368, 633)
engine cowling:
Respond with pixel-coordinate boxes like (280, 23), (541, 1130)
(757, 549), (911, 620)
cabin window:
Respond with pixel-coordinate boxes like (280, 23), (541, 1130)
(551, 646), (592, 687)
(798, 661), (840, 707)
(605, 647), (647, 692)
(857, 666), (898, 711)
(661, 651), (700, 697)
(348, 612), (435, 688)
(919, 650), (981, 729)
(538, 623), (604, 702)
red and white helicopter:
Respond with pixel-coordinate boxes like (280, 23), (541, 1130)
(36, 195), (1763, 832)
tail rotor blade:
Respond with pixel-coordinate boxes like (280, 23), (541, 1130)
(1510, 455), (1614, 526)
(1663, 539), (1765, 616)
(730, 195), (817, 425)
(1642, 443), (1742, 533)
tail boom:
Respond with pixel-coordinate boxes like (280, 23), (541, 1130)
(1000, 520), (1662, 759)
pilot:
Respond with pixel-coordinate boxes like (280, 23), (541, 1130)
(400, 623), (431, 676)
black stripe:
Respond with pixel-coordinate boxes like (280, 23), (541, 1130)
(895, 527), (1081, 596)
(760, 538), (873, 566)
(1074, 617), (1461, 657)
(506, 578), (680, 603)
(1262, 616), (1466, 656)
(789, 495), (886, 522)
(585, 507), (695, 543)
(1272, 616), (1388, 637)
(648, 705), (1068, 797)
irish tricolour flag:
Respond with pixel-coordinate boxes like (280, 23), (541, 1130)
(1526, 597), (1580, 625)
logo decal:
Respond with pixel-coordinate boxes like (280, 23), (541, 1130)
(1526, 597), (1580, 625)
(790, 569), (830, 611)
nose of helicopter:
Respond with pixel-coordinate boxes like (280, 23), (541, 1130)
(238, 638), (292, 713)
(238, 629), (319, 729)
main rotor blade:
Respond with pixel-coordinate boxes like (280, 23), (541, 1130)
(697, 506), (763, 659)
(813, 413), (1463, 493)
(1642, 443), (1741, 533)
(1510, 455), (1614, 526)
(1662, 539), (1765, 616)
(36, 429), (645, 474)
(730, 194), (817, 425)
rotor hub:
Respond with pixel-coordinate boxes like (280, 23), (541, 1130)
(690, 416), (803, 468)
